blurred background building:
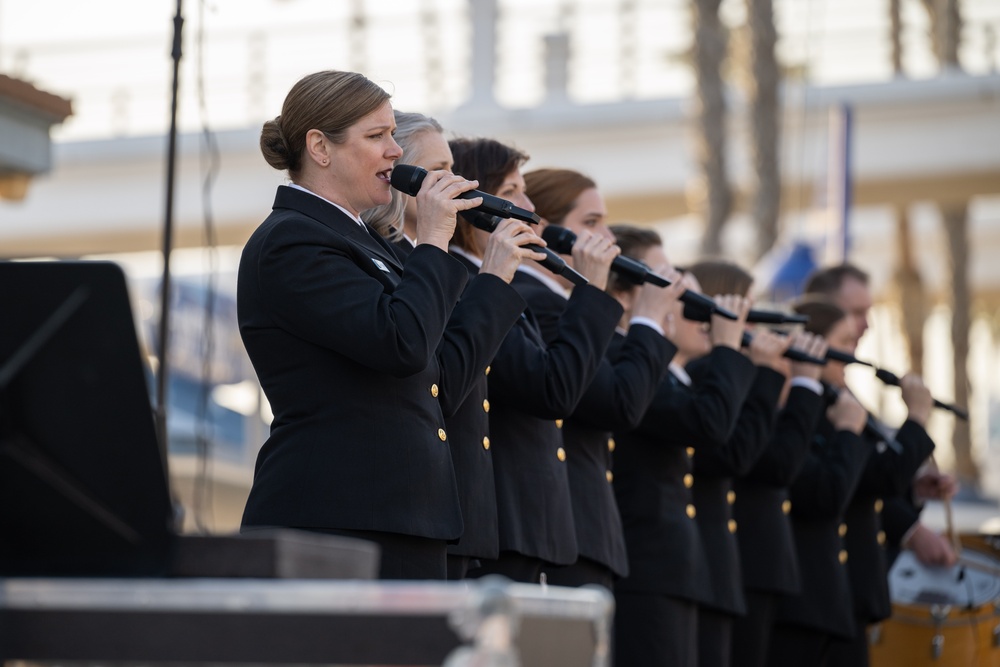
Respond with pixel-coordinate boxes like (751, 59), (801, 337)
(1, 0), (998, 533)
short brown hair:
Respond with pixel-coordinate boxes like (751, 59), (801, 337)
(803, 263), (870, 297)
(260, 70), (390, 179)
(793, 297), (848, 337)
(523, 168), (596, 227)
(448, 137), (529, 253)
(687, 260), (754, 298)
(609, 224), (662, 294)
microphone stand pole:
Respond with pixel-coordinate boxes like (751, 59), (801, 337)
(155, 0), (184, 478)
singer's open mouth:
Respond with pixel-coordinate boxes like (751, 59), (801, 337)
(377, 169), (392, 184)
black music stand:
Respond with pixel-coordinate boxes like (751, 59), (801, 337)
(0, 261), (174, 576)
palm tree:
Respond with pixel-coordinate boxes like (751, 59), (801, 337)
(920, 0), (963, 68)
(744, 0), (780, 261)
(943, 202), (977, 488)
(920, 0), (978, 489)
(691, 0), (732, 256)
(892, 205), (928, 376)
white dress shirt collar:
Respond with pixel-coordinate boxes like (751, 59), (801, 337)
(669, 362), (693, 387)
(516, 262), (570, 298)
(288, 183), (366, 228)
(449, 244), (483, 268)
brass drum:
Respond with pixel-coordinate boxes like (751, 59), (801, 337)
(870, 547), (1000, 666)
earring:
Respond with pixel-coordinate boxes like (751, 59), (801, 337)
(321, 159), (329, 166)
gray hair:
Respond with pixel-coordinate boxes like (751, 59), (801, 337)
(364, 110), (445, 241)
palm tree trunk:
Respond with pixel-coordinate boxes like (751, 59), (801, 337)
(893, 205), (927, 375)
(920, 0), (963, 69)
(943, 202), (979, 489)
(889, 0), (904, 75)
(691, 0), (731, 256)
(746, 0), (780, 261)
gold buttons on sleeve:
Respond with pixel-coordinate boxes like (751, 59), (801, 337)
(555, 419), (564, 429)
(557, 447), (567, 462)
(839, 550), (849, 564)
(727, 490), (736, 505)
(686, 447), (695, 457)
(606, 470), (614, 483)
(430, 384), (439, 397)
(485, 365), (491, 376)
(482, 399), (490, 413)
(607, 438), (616, 452)
(782, 500), (792, 514)
(683, 474), (694, 489)
(839, 523), (848, 537)
(482, 436), (490, 450)
(728, 519), (738, 533)
(437, 428), (447, 441)
(874, 498), (884, 513)
(878, 531), (887, 545)
(686, 504), (697, 519)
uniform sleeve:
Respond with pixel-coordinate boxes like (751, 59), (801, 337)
(788, 430), (872, 519)
(436, 273), (526, 417)
(631, 346), (756, 448)
(256, 220), (468, 377)
(743, 386), (826, 486)
(693, 366), (786, 477)
(487, 284), (622, 418)
(854, 418), (936, 498)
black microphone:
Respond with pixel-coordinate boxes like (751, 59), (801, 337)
(821, 385), (899, 447)
(873, 368), (969, 421)
(541, 225), (738, 320)
(741, 332), (826, 365)
(462, 210), (588, 287)
(746, 310), (810, 325)
(826, 348), (872, 367)
(390, 164), (541, 224)
(682, 302), (806, 325)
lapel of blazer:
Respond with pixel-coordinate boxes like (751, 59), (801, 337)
(272, 185), (406, 275)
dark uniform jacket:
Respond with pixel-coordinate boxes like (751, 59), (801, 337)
(687, 363), (787, 615)
(485, 268), (623, 565)
(882, 494), (922, 565)
(512, 272), (676, 577)
(733, 384), (826, 595)
(390, 243), (527, 560)
(774, 412), (871, 639)
(613, 345), (756, 600)
(239, 187), (515, 540)
(842, 417), (935, 623)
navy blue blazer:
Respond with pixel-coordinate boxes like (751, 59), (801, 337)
(774, 414), (872, 640)
(733, 384), (826, 596)
(486, 270), (622, 565)
(613, 346), (756, 600)
(842, 417), (935, 623)
(512, 272), (675, 577)
(687, 363), (786, 615)
(240, 186), (490, 540)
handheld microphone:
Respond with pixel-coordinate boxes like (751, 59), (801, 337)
(682, 302), (806, 326)
(821, 384), (900, 447)
(746, 311), (810, 325)
(741, 332), (826, 365)
(826, 349), (872, 367)
(873, 368), (969, 421)
(390, 164), (541, 224)
(462, 210), (588, 287)
(540, 225), (737, 320)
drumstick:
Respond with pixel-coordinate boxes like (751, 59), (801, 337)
(928, 453), (962, 557)
(943, 496), (962, 557)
